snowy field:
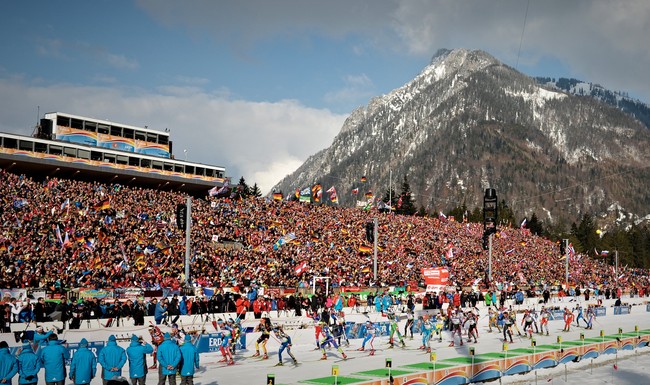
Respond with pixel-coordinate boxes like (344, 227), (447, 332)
(3, 295), (650, 385)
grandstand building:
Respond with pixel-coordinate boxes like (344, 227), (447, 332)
(0, 112), (226, 194)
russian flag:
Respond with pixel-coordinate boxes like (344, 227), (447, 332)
(601, 250), (610, 257)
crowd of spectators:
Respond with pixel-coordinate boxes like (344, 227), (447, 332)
(1, 170), (649, 296)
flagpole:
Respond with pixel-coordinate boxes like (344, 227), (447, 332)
(373, 217), (378, 282)
(564, 239), (569, 290)
(184, 196), (192, 287)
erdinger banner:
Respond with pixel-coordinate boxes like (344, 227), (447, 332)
(422, 267), (449, 292)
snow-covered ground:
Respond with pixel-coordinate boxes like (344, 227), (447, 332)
(3, 294), (650, 385)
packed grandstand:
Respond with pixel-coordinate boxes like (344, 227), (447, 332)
(1, 169), (648, 298)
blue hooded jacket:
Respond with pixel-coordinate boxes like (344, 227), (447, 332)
(154, 302), (167, 324)
(178, 335), (199, 377)
(157, 334), (181, 376)
(126, 335), (154, 379)
(69, 339), (97, 385)
(16, 343), (41, 385)
(98, 335), (126, 380)
(40, 339), (70, 382)
(33, 329), (53, 348)
(0, 345), (19, 385)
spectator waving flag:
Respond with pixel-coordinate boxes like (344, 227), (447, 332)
(294, 260), (308, 276)
(273, 232), (296, 251)
(326, 186), (338, 203)
(520, 218), (527, 228)
(351, 188), (359, 194)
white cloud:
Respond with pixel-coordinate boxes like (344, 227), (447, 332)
(324, 73), (375, 107)
(0, 78), (346, 194)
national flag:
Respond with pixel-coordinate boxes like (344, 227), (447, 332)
(568, 243), (575, 257)
(601, 250), (610, 257)
(95, 199), (110, 211)
(364, 191), (373, 199)
(359, 245), (372, 253)
(97, 229), (107, 243)
(273, 232), (296, 251)
(326, 186), (338, 203)
(294, 260), (308, 276)
(62, 232), (72, 249)
(208, 185), (219, 197)
(60, 198), (70, 211)
(272, 192), (283, 201)
(312, 184), (322, 202)
(446, 244), (454, 260)
(84, 238), (95, 251)
(361, 266), (370, 273)
(397, 195), (403, 209)
(439, 211), (447, 220)
(361, 176), (367, 182)
(352, 188), (359, 194)
(613, 364), (618, 370)
(55, 226), (63, 245)
(295, 188), (300, 199)
(520, 218), (527, 228)
(505, 248), (515, 255)
(299, 187), (311, 203)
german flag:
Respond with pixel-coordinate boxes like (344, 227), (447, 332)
(359, 245), (372, 253)
(95, 199), (110, 211)
(361, 266), (371, 273)
(93, 256), (103, 269)
(361, 176), (367, 182)
(365, 191), (373, 199)
(272, 192), (283, 201)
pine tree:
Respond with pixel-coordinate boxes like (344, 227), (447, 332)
(237, 176), (251, 199)
(250, 183), (262, 198)
(396, 175), (416, 216)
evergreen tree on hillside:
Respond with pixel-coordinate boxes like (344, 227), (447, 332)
(396, 175), (416, 215)
(250, 183), (262, 198)
(238, 176), (251, 198)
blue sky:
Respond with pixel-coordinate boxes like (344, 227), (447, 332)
(1, 1), (649, 193)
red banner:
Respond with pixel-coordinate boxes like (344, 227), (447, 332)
(421, 267), (449, 285)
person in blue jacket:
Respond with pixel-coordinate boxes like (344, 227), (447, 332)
(126, 335), (154, 385)
(16, 341), (40, 385)
(69, 338), (97, 385)
(32, 327), (53, 349)
(98, 335), (126, 385)
(0, 341), (19, 385)
(157, 333), (181, 385)
(178, 335), (199, 385)
(154, 299), (168, 325)
(39, 334), (69, 385)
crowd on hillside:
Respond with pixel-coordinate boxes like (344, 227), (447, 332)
(1, 170), (649, 295)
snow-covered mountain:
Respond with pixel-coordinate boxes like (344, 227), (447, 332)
(272, 48), (650, 223)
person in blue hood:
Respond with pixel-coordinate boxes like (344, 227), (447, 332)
(32, 327), (53, 348)
(126, 334), (153, 385)
(69, 338), (97, 385)
(157, 333), (181, 385)
(39, 334), (69, 385)
(16, 341), (40, 385)
(0, 341), (18, 385)
(98, 335), (126, 385)
(178, 335), (199, 385)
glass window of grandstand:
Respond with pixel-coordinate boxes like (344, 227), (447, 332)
(3, 138), (17, 149)
(159, 135), (168, 145)
(147, 133), (158, 143)
(91, 151), (102, 161)
(18, 140), (33, 151)
(57, 116), (71, 128)
(97, 124), (109, 135)
(71, 118), (83, 130)
(163, 163), (173, 171)
(128, 157), (139, 166)
(205, 169), (214, 177)
(174, 164), (183, 173)
(35, 142), (48, 153)
(110, 126), (122, 137)
(116, 155), (128, 165)
(64, 147), (76, 157)
(84, 121), (97, 132)
(185, 166), (194, 175)
(49, 145), (62, 155)
(141, 159), (151, 168)
(123, 128), (134, 139)
(195, 167), (204, 176)
(78, 149), (90, 160)
(152, 161), (163, 170)
(103, 154), (116, 163)
(135, 131), (146, 141)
